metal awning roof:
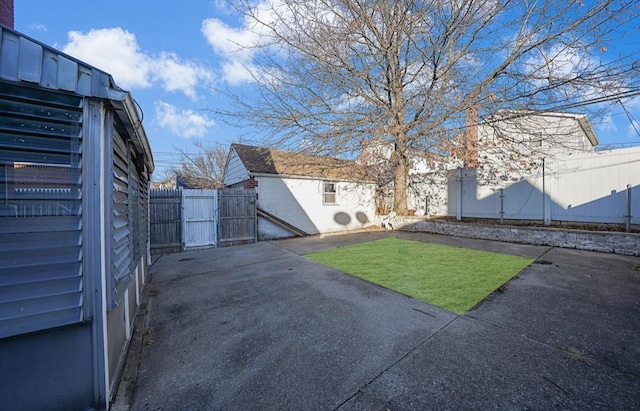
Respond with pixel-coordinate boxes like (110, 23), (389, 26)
(0, 24), (154, 172)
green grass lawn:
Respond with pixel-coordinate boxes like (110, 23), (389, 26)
(305, 237), (534, 314)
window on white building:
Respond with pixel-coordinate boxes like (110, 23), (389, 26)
(323, 182), (337, 204)
(528, 133), (543, 148)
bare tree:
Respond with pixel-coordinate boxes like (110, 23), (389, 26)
(217, 0), (640, 214)
(170, 141), (229, 189)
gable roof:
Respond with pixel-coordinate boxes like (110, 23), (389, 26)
(231, 143), (372, 182)
(487, 110), (599, 147)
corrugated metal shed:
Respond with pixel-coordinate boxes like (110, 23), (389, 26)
(0, 24), (154, 172)
(0, 25), (112, 98)
(0, 22), (156, 410)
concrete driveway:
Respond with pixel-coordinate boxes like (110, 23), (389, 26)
(115, 232), (640, 410)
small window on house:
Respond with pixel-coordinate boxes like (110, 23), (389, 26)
(323, 182), (337, 204)
(528, 134), (543, 148)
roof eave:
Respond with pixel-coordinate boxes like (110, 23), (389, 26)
(576, 115), (600, 147)
(250, 172), (375, 184)
(108, 88), (155, 173)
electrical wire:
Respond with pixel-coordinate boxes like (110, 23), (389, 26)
(619, 99), (640, 139)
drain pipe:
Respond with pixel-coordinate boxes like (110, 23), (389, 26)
(457, 168), (463, 221)
(542, 158), (546, 225)
(626, 184), (632, 232)
(500, 188), (504, 225)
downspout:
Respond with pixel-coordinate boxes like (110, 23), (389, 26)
(626, 184), (632, 232)
(457, 168), (463, 220)
(542, 158), (546, 225)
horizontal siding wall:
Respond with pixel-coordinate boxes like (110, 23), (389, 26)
(223, 149), (249, 186)
(0, 81), (84, 339)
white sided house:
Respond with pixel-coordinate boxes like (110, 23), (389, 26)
(224, 144), (376, 239)
(476, 110), (599, 177)
(407, 111), (638, 227)
(408, 111), (601, 215)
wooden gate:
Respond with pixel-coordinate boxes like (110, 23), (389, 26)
(218, 188), (257, 247)
(150, 189), (182, 254)
(182, 189), (217, 250)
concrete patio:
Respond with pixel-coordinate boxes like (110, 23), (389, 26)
(113, 232), (640, 410)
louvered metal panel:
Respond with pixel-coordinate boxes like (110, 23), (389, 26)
(0, 80), (84, 339)
(129, 151), (141, 265)
(139, 174), (149, 259)
(111, 130), (131, 304)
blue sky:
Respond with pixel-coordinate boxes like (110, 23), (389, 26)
(15, 0), (250, 178)
(14, 1), (640, 179)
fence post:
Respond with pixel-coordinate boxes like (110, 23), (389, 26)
(456, 168), (463, 221)
(542, 158), (551, 225)
(626, 184), (632, 232)
(500, 188), (504, 225)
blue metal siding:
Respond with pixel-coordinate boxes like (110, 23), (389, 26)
(112, 129), (131, 305)
(0, 323), (94, 410)
(129, 155), (141, 265)
(0, 26), (113, 98)
(0, 81), (84, 339)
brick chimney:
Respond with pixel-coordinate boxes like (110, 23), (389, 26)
(463, 106), (479, 168)
(0, 0), (14, 28)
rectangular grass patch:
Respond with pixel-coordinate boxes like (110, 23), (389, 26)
(305, 237), (534, 314)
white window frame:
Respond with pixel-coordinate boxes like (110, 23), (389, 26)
(528, 133), (543, 148)
(323, 181), (337, 205)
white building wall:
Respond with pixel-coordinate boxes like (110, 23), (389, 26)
(407, 171), (451, 216)
(256, 176), (376, 239)
(477, 114), (596, 181)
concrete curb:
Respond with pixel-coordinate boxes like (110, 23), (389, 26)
(393, 217), (640, 256)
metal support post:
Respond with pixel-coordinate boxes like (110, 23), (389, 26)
(626, 184), (632, 232)
(500, 188), (504, 225)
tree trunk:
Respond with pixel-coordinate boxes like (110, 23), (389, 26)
(393, 152), (409, 215)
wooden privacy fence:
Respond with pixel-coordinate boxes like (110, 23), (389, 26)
(149, 188), (256, 253)
(150, 189), (182, 254)
(218, 187), (257, 247)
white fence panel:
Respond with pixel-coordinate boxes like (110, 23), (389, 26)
(182, 189), (218, 250)
(416, 147), (639, 226)
(550, 149), (640, 224)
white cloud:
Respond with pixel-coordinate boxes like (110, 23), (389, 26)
(201, 0), (284, 85)
(624, 96), (640, 110)
(201, 17), (256, 85)
(151, 52), (214, 99)
(627, 120), (640, 138)
(29, 23), (47, 32)
(523, 43), (623, 101)
(64, 28), (152, 89)
(596, 114), (618, 133)
(155, 101), (216, 138)
(62, 27), (212, 98)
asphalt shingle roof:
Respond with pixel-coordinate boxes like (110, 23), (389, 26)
(231, 143), (372, 182)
